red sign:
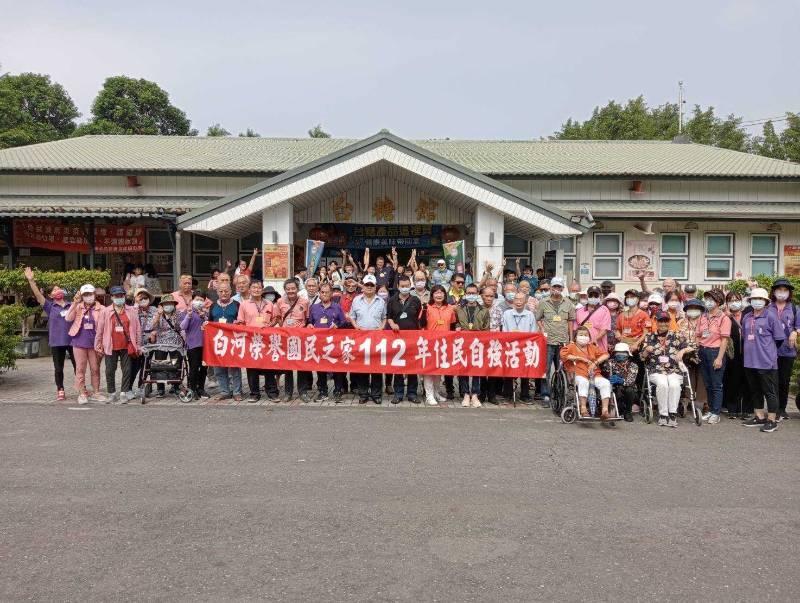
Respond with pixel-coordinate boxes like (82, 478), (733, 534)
(94, 225), (145, 253)
(203, 323), (546, 378)
(13, 219), (90, 252)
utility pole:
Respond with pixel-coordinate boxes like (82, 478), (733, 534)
(678, 81), (685, 134)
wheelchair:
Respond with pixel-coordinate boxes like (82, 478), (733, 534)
(554, 367), (623, 425)
(641, 364), (702, 426)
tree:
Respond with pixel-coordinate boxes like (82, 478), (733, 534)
(206, 123), (230, 136)
(0, 73), (79, 149)
(781, 113), (800, 163)
(308, 124), (331, 138)
(74, 76), (193, 136)
(751, 120), (785, 159)
(238, 128), (260, 137)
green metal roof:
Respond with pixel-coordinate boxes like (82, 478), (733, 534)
(0, 134), (799, 178)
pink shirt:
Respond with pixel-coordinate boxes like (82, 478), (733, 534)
(94, 305), (142, 356)
(575, 304), (612, 351)
(171, 290), (193, 312)
(274, 297), (309, 327)
(696, 312), (731, 348)
(236, 299), (274, 327)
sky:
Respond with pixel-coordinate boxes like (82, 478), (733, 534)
(1, 0), (797, 140)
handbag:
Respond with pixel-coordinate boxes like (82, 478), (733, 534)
(113, 309), (139, 358)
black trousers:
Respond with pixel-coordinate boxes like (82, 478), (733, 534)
(152, 350), (182, 394)
(105, 349), (132, 394)
(187, 347), (208, 393)
(614, 385), (638, 415)
(745, 367), (778, 414)
(283, 371), (312, 396)
(317, 371), (345, 395)
(51, 345), (75, 390)
(502, 377), (530, 399)
(723, 355), (752, 414)
(776, 356), (794, 414)
(131, 354), (144, 389)
(247, 368), (279, 398)
(354, 372), (382, 399)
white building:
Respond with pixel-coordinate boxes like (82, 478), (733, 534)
(1, 131), (799, 290)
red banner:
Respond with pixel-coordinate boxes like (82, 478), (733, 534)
(94, 225), (145, 253)
(203, 323), (546, 378)
(13, 219), (90, 252)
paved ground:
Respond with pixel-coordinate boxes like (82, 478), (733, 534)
(2, 358), (800, 601)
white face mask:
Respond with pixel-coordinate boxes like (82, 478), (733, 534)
(576, 335), (591, 346)
(704, 300), (717, 310)
(415, 281), (426, 290)
(667, 301), (680, 310)
(606, 301), (619, 310)
(587, 297), (600, 306)
(625, 298), (637, 307)
(729, 301), (743, 311)
(686, 309), (702, 319)
(191, 300), (204, 310)
(162, 304), (175, 313)
(398, 287), (411, 294)
(750, 299), (766, 310)
(775, 291), (790, 301)
(138, 299), (150, 308)
(82, 295), (95, 305)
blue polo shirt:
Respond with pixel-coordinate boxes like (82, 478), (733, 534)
(350, 295), (386, 329)
(309, 301), (346, 328)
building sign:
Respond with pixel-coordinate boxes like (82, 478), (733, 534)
(94, 225), (145, 253)
(13, 219), (90, 252)
(203, 323), (546, 378)
(625, 240), (656, 281)
(320, 224), (443, 249)
(263, 244), (290, 279)
(784, 245), (800, 276)
(415, 194), (439, 223)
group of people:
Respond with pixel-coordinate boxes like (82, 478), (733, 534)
(24, 251), (798, 433)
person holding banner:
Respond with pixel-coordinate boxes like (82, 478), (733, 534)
(387, 274), (423, 404)
(274, 279), (313, 402)
(349, 274), (387, 404)
(422, 284), (457, 406)
(455, 283), (490, 407)
(308, 283), (347, 402)
(238, 281), (279, 403)
(299, 277), (320, 305)
(208, 283), (243, 401)
(502, 291), (538, 402)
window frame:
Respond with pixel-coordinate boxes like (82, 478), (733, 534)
(750, 233), (778, 277)
(659, 232), (689, 280)
(704, 233), (735, 281)
(593, 232), (623, 280)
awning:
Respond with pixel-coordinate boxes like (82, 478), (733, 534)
(0, 195), (215, 219)
(178, 132), (587, 239)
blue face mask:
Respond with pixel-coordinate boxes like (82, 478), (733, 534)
(112, 297), (125, 306)
(465, 294), (480, 303)
(505, 292), (515, 302)
(614, 354), (628, 362)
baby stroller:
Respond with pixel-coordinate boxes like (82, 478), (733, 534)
(139, 342), (193, 404)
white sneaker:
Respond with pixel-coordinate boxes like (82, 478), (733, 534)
(701, 412), (712, 422)
(434, 392), (447, 403)
(657, 416), (668, 427)
(90, 392), (108, 403)
(426, 396), (438, 406)
(471, 394), (482, 408)
(668, 417), (678, 428)
(108, 392), (119, 403)
(708, 413), (721, 424)
(461, 394), (471, 408)
(77, 393), (89, 405)
(122, 390), (135, 403)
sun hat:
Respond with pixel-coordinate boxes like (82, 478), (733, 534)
(683, 297), (705, 310)
(604, 292), (622, 304)
(159, 293), (176, 305)
(749, 287), (770, 301)
(133, 287), (152, 300)
(613, 342), (631, 354)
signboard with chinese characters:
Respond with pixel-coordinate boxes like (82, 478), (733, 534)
(321, 224), (443, 249)
(94, 225), (145, 253)
(203, 323), (546, 378)
(784, 245), (800, 276)
(13, 219), (90, 252)
(263, 244), (290, 280)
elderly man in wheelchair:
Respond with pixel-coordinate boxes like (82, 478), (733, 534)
(559, 326), (613, 420)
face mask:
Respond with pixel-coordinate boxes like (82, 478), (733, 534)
(83, 295), (95, 305)
(378, 292), (389, 300)
(541, 291), (551, 298)
(638, 301), (648, 310)
(415, 281), (426, 289)
(505, 292), (515, 302)
(750, 299), (766, 310)
(606, 301), (619, 310)
(667, 301), (680, 310)
(587, 297), (600, 306)
(465, 294), (480, 303)
(704, 300), (717, 310)
(266, 294), (276, 302)
(729, 301), (743, 311)
(138, 299), (150, 308)
(399, 287), (411, 294)
(112, 297), (125, 306)
(52, 291), (65, 301)
(625, 298), (637, 307)
(686, 309), (702, 319)
(578, 298), (588, 306)
(576, 335), (590, 346)
(534, 292), (543, 300)
(614, 354), (628, 362)
(192, 300), (204, 310)
(162, 304), (175, 313)
(568, 293), (578, 301)
(775, 291), (790, 301)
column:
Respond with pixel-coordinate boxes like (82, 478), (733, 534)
(473, 204), (504, 284)
(262, 204), (294, 291)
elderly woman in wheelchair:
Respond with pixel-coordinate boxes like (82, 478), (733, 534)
(641, 311), (689, 427)
(559, 326), (612, 420)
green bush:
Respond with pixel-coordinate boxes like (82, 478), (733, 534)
(0, 305), (26, 372)
(727, 274), (800, 304)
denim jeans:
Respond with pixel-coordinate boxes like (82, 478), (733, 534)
(393, 374), (418, 399)
(458, 376), (481, 396)
(539, 344), (563, 398)
(699, 346), (726, 414)
(215, 366), (242, 395)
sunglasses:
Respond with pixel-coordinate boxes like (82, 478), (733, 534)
(454, 281), (464, 285)
(363, 283), (375, 287)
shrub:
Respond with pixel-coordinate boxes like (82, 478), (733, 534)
(0, 305), (26, 371)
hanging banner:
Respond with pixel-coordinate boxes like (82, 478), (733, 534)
(13, 219), (90, 252)
(263, 244), (290, 280)
(624, 239), (657, 281)
(203, 323), (546, 378)
(94, 225), (145, 253)
(305, 239), (325, 276)
(442, 240), (466, 274)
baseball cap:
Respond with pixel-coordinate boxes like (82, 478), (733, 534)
(655, 311), (671, 322)
(647, 293), (664, 305)
(436, 259), (446, 266)
(79, 284), (96, 295)
(362, 274), (377, 285)
(109, 285), (125, 296)
(683, 284), (697, 294)
(550, 276), (565, 288)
